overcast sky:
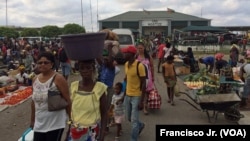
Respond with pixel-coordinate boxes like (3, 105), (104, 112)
(0, 0), (249, 32)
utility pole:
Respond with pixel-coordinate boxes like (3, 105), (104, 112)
(81, 0), (83, 27)
(89, 0), (93, 32)
(97, 0), (99, 30)
(6, 0), (8, 26)
(201, 7), (202, 17)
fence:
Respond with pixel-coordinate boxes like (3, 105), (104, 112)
(177, 45), (220, 53)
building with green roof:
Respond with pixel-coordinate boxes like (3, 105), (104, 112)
(99, 10), (211, 38)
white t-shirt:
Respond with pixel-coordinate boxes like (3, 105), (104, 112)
(111, 92), (124, 116)
(15, 73), (29, 83)
(163, 47), (172, 58)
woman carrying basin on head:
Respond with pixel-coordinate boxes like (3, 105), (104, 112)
(69, 59), (107, 141)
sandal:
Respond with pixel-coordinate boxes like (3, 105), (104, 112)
(143, 109), (149, 115)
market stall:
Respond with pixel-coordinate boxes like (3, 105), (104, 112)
(177, 67), (245, 123)
(173, 55), (191, 76)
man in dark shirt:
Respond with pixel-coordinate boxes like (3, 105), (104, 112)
(215, 59), (228, 74)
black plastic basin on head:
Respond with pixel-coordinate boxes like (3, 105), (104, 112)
(60, 32), (106, 61)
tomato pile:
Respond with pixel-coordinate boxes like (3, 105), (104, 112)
(0, 94), (8, 98)
(0, 87), (33, 105)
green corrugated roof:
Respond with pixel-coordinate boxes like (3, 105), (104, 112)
(99, 11), (210, 21)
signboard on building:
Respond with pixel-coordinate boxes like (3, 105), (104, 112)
(142, 20), (168, 26)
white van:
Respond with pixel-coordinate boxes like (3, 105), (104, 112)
(112, 28), (135, 63)
(19, 37), (43, 44)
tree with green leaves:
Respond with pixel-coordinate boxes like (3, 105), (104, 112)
(40, 25), (62, 38)
(20, 28), (39, 37)
(0, 27), (19, 38)
(62, 23), (85, 34)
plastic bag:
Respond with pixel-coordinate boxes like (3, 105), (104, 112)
(115, 66), (120, 75)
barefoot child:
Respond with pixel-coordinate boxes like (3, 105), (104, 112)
(109, 82), (124, 141)
(162, 55), (177, 105)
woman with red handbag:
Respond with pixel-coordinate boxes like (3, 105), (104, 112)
(136, 42), (155, 115)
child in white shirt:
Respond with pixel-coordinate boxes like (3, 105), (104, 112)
(15, 65), (29, 85)
(109, 82), (124, 141)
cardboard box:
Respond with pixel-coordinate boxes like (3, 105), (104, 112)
(175, 66), (190, 75)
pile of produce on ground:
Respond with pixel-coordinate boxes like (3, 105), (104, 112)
(0, 87), (32, 106)
(183, 65), (245, 95)
(183, 68), (219, 95)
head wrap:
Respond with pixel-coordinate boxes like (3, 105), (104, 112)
(18, 65), (25, 71)
(215, 53), (224, 60)
(231, 44), (239, 49)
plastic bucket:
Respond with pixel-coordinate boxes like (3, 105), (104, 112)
(60, 32), (106, 60)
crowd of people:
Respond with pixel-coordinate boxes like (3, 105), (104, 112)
(1, 35), (250, 141)
(0, 38), (80, 83)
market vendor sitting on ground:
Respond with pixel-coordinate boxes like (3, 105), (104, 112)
(15, 65), (29, 86)
(199, 56), (215, 73)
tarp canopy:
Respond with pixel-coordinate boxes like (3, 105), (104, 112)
(180, 26), (228, 33)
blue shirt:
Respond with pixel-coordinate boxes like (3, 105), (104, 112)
(203, 56), (214, 65)
(99, 64), (115, 87)
(122, 81), (126, 92)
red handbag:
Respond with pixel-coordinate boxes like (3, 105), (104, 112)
(147, 87), (162, 109)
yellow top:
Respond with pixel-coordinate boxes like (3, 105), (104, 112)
(125, 60), (145, 96)
(70, 81), (107, 127)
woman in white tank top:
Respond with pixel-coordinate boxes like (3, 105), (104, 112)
(30, 52), (71, 141)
